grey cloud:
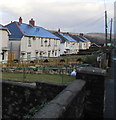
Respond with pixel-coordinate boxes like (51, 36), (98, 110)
(0, 0), (114, 33)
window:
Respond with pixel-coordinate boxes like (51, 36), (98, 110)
(27, 52), (31, 60)
(41, 38), (43, 47)
(33, 37), (36, 40)
(45, 39), (47, 47)
(2, 52), (5, 60)
(52, 50), (54, 55)
(35, 51), (38, 58)
(48, 39), (51, 46)
(28, 38), (31, 47)
(48, 51), (51, 57)
(55, 50), (57, 56)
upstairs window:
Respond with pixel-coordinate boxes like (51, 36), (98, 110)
(41, 38), (43, 47)
(33, 37), (36, 40)
(28, 38), (31, 47)
(45, 39), (47, 47)
(48, 39), (51, 46)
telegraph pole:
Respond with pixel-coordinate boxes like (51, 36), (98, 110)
(110, 18), (113, 43)
(105, 11), (108, 46)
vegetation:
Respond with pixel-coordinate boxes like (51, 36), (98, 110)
(82, 55), (97, 66)
(23, 99), (48, 119)
(2, 55), (99, 84)
(2, 72), (75, 84)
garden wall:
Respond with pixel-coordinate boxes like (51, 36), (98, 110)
(32, 67), (106, 119)
(33, 80), (86, 119)
(2, 81), (66, 119)
(76, 67), (106, 119)
(2, 67), (106, 119)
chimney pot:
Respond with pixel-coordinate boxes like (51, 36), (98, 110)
(80, 33), (84, 36)
(29, 18), (35, 27)
(58, 28), (60, 32)
(19, 17), (22, 24)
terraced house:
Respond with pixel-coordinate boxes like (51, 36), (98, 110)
(5, 17), (60, 60)
(69, 34), (91, 50)
(0, 25), (10, 63)
(54, 31), (79, 55)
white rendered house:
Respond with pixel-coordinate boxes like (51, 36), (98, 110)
(0, 25), (10, 63)
(5, 17), (60, 60)
(54, 32), (79, 55)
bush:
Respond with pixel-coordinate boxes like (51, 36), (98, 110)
(82, 55), (97, 66)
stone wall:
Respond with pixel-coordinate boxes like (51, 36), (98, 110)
(2, 81), (66, 119)
(32, 67), (106, 119)
(76, 67), (106, 119)
(2, 67), (106, 119)
(33, 80), (86, 119)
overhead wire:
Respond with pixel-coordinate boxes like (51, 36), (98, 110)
(104, 0), (107, 11)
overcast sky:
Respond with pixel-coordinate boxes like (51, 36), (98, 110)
(0, 0), (115, 33)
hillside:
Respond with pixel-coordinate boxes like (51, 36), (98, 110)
(85, 33), (113, 44)
(48, 30), (113, 45)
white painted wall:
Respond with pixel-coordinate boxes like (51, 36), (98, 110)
(79, 41), (91, 50)
(20, 36), (60, 60)
(60, 41), (79, 55)
(0, 29), (9, 62)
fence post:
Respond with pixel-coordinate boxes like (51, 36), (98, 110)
(62, 68), (63, 84)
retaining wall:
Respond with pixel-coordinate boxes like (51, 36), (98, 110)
(76, 67), (106, 119)
(2, 81), (66, 119)
(2, 67), (106, 119)
(33, 80), (86, 119)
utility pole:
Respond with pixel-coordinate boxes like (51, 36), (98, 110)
(110, 18), (113, 43)
(105, 11), (108, 46)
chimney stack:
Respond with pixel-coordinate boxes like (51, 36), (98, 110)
(80, 33), (84, 36)
(19, 17), (22, 24)
(29, 18), (35, 27)
(58, 28), (60, 32)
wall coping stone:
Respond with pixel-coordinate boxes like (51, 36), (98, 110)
(32, 80), (86, 119)
(36, 80), (67, 87)
(77, 67), (106, 76)
(2, 80), (36, 89)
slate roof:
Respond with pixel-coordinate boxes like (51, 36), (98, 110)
(59, 32), (76, 42)
(79, 36), (90, 42)
(53, 32), (77, 43)
(53, 32), (66, 43)
(70, 35), (90, 42)
(90, 43), (101, 47)
(69, 35), (80, 43)
(0, 24), (11, 34)
(5, 22), (59, 39)
(0, 24), (4, 29)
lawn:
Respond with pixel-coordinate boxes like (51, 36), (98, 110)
(2, 72), (76, 84)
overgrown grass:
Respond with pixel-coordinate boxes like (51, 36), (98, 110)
(2, 72), (75, 84)
(23, 99), (48, 119)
